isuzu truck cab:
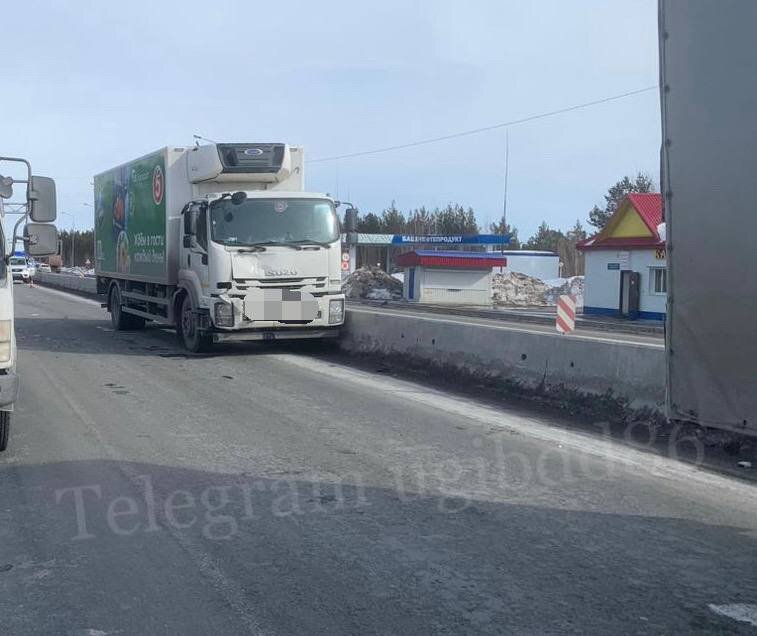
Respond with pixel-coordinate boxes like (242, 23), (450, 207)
(94, 143), (346, 352)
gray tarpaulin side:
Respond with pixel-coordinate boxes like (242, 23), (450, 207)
(660, 0), (757, 434)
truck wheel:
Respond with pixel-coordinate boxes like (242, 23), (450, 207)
(180, 295), (212, 353)
(0, 411), (9, 452)
(109, 286), (145, 331)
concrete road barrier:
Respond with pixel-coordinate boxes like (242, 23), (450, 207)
(341, 308), (665, 415)
(34, 272), (98, 295)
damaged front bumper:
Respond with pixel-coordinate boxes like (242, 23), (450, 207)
(212, 328), (340, 343)
(208, 290), (344, 342)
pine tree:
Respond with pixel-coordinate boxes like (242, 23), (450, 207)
(588, 172), (656, 229)
(489, 220), (520, 248)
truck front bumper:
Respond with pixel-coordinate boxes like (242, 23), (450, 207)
(0, 370), (19, 408)
(212, 327), (340, 343)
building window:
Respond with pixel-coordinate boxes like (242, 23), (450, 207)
(650, 267), (667, 294)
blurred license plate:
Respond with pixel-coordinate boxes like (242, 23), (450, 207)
(244, 289), (318, 322)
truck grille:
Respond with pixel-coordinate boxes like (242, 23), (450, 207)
(233, 276), (326, 290)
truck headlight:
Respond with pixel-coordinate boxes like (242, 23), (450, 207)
(214, 301), (234, 328)
(328, 299), (344, 324)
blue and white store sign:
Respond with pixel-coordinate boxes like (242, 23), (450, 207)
(390, 234), (510, 245)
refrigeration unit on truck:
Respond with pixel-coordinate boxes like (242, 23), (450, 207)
(659, 0), (757, 435)
(94, 143), (347, 352)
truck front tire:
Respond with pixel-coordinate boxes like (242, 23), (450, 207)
(109, 286), (145, 331)
(179, 294), (212, 353)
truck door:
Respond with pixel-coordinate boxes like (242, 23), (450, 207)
(181, 202), (210, 296)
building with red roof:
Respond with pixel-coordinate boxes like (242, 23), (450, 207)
(577, 193), (667, 320)
(395, 250), (507, 305)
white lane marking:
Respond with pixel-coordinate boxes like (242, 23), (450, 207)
(31, 284), (102, 307)
(348, 307), (664, 349)
(708, 604), (757, 627)
(270, 353), (757, 501)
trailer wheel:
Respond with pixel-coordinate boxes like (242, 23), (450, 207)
(180, 294), (212, 353)
(0, 411), (10, 452)
(109, 286), (145, 331)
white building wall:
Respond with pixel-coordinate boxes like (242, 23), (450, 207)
(633, 250), (667, 316)
(487, 250), (559, 280)
(405, 267), (492, 305)
(583, 249), (667, 319)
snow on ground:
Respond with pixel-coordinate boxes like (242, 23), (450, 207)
(343, 266), (403, 300)
(493, 272), (584, 307)
(342, 265), (582, 307)
(543, 276), (584, 307)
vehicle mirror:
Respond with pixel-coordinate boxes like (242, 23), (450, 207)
(231, 191), (247, 205)
(183, 207), (196, 235)
(345, 207), (358, 233)
(28, 176), (57, 222)
(24, 223), (59, 256)
(0, 175), (13, 199)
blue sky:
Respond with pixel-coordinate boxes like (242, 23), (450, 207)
(1, 0), (660, 239)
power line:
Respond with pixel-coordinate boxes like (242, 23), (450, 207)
(308, 85), (658, 164)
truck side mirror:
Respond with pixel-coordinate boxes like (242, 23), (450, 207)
(28, 176), (57, 222)
(0, 175), (13, 199)
(344, 207), (358, 233)
(183, 207), (196, 235)
(24, 223), (58, 256)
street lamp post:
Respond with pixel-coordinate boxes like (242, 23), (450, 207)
(81, 203), (93, 270)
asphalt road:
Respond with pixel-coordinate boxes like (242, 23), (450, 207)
(1, 284), (755, 635)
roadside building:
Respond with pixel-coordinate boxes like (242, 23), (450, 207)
(577, 193), (666, 320)
(341, 233), (509, 274)
(395, 250), (506, 306)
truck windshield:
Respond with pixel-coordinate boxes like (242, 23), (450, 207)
(9, 257), (25, 265)
(210, 198), (339, 247)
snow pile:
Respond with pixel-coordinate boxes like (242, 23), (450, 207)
(492, 272), (549, 306)
(492, 273), (585, 307)
(543, 276), (584, 307)
(342, 266), (403, 301)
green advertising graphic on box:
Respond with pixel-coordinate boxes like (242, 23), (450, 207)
(95, 152), (166, 278)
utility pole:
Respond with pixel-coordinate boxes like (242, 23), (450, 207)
(500, 131), (510, 273)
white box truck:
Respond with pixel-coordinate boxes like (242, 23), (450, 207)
(659, 1), (757, 435)
(94, 143), (346, 352)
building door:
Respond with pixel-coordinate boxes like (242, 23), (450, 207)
(619, 270), (640, 319)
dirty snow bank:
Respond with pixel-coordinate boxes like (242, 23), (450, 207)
(342, 266), (403, 300)
(543, 276), (584, 307)
(492, 272), (584, 306)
